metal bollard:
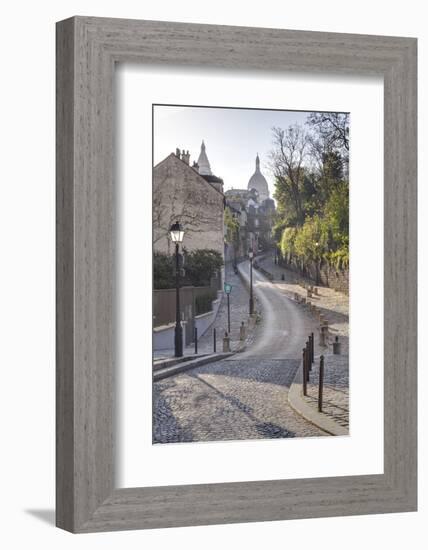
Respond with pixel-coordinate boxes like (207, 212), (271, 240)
(223, 331), (231, 352)
(306, 344), (310, 380)
(311, 332), (314, 364)
(213, 328), (217, 353)
(302, 348), (307, 396)
(318, 355), (325, 412)
(239, 321), (246, 341)
(333, 335), (341, 355)
(194, 327), (198, 354)
(306, 340), (312, 371)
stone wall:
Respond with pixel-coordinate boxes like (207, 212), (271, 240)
(280, 258), (349, 294)
(319, 264), (349, 294)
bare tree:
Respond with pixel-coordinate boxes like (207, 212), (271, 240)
(153, 163), (223, 253)
(269, 125), (309, 226)
(306, 112), (349, 153)
(306, 112), (350, 187)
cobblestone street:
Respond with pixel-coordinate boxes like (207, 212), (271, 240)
(257, 255), (349, 430)
(153, 357), (325, 443)
(153, 259), (331, 443)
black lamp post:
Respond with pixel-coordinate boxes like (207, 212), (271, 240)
(170, 221), (185, 357)
(249, 250), (254, 315)
(315, 241), (320, 285)
(224, 282), (233, 333)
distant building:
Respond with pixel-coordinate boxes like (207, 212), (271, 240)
(224, 154), (275, 256)
(247, 153), (270, 201)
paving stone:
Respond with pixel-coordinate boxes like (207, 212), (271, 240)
(153, 257), (349, 443)
(153, 357), (326, 444)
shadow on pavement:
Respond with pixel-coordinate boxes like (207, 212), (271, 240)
(188, 358), (300, 388)
(153, 382), (194, 444)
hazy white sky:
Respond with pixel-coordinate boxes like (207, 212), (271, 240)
(153, 105), (310, 196)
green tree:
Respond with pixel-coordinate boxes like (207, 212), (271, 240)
(154, 248), (225, 289)
(224, 206), (240, 246)
(153, 252), (175, 289)
(280, 227), (297, 261)
(294, 216), (327, 264)
(183, 249), (224, 287)
(272, 112), (349, 275)
(324, 181), (349, 238)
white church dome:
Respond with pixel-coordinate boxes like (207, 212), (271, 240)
(247, 154), (269, 202)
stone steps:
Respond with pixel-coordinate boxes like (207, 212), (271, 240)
(153, 354), (208, 372)
(153, 352), (234, 381)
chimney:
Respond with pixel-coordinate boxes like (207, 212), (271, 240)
(181, 150), (190, 165)
(192, 161), (199, 172)
(175, 147), (181, 157)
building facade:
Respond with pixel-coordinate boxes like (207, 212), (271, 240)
(153, 144), (225, 259)
(224, 154), (275, 258)
(153, 143), (225, 348)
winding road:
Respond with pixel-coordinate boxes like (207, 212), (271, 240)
(153, 259), (328, 443)
(237, 260), (315, 360)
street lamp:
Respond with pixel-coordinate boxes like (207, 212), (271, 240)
(315, 241), (320, 285)
(224, 282), (233, 333)
(248, 250), (254, 315)
(170, 221), (184, 357)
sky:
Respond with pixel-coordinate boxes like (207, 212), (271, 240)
(153, 105), (311, 197)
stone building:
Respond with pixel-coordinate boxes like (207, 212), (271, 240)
(247, 153), (270, 201)
(153, 142), (225, 260)
(153, 142), (225, 349)
(224, 154), (275, 256)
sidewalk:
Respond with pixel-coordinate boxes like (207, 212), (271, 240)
(154, 262), (258, 361)
(288, 353), (349, 435)
(258, 254), (349, 434)
(257, 254), (349, 353)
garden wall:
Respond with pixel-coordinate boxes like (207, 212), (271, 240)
(280, 258), (349, 294)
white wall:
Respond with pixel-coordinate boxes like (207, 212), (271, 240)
(0, 1), (425, 549)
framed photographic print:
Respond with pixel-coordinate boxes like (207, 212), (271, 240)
(56, 17), (417, 532)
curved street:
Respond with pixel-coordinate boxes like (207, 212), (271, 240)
(153, 258), (327, 443)
(237, 260), (316, 360)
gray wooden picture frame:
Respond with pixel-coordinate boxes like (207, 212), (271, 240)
(56, 16), (417, 533)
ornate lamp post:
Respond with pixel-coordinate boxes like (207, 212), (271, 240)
(249, 250), (254, 315)
(170, 221), (185, 357)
